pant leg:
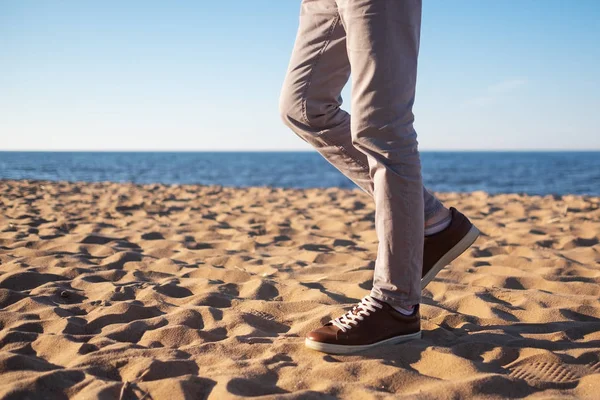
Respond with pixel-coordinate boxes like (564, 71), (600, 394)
(279, 0), (373, 194)
(279, 1), (443, 222)
(336, 0), (424, 307)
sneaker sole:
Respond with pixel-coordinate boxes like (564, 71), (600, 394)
(421, 224), (480, 290)
(304, 331), (422, 355)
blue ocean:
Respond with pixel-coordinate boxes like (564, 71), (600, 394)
(0, 151), (598, 196)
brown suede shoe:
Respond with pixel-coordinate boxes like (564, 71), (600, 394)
(422, 207), (480, 289)
(305, 296), (421, 354)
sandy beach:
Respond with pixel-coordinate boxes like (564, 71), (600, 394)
(0, 180), (599, 399)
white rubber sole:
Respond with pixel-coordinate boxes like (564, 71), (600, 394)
(304, 331), (422, 355)
(421, 224), (480, 289)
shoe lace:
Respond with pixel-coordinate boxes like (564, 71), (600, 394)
(331, 296), (383, 333)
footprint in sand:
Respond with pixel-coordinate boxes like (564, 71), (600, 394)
(509, 360), (600, 384)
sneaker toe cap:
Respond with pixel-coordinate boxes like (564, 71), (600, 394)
(306, 324), (339, 343)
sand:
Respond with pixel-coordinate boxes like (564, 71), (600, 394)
(0, 180), (599, 399)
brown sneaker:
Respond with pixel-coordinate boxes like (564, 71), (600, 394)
(422, 207), (480, 289)
(305, 296), (421, 354)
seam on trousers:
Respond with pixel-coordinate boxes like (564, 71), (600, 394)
(336, 145), (370, 172)
(300, 15), (341, 126)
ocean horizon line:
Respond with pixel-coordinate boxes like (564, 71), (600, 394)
(1, 151), (599, 196)
(2, 149), (599, 153)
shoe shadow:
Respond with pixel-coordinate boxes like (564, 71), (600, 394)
(319, 297), (600, 395)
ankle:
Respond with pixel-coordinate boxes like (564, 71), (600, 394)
(424, 207), (452, 236)
(425, 206), (451, 227)
(392, 304), (417, 316)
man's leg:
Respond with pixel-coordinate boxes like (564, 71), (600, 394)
(289, 0), (481, 354)
(279, 0), (444, 224)
(335, 0), (425, 308)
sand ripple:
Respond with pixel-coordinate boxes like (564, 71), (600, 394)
(0, 181), (599, 398)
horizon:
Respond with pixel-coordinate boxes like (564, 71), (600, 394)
(1, 150), (598, 196)
(2, 149), (600, 153)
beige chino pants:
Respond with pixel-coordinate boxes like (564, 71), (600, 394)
(280, 0), (443, 307)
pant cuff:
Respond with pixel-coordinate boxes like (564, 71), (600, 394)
(370, 288), (420, 309)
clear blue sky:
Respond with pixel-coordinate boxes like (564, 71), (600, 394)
(1, 1), (599, 151)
